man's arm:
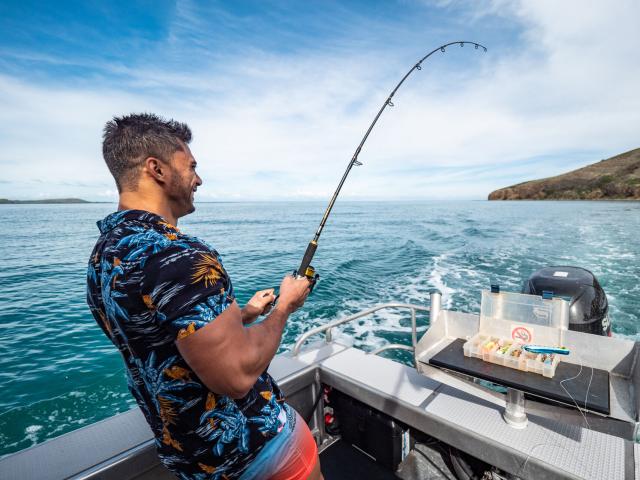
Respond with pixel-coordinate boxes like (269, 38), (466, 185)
(176, 276), (309, 398)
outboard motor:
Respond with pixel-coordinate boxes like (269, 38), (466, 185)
(522, 266), (610, 336)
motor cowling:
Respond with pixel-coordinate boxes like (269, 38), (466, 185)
(522, 266), (611, 336)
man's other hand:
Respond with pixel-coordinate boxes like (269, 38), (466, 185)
(242, 288), (276, 323)
(277, 275), (311, 314)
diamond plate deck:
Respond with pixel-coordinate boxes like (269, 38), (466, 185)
(426, 385), (628, 479)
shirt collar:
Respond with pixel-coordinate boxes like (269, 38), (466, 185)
(97, 209), (176, 234)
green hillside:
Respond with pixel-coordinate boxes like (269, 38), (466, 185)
(489, 148), (640, 200)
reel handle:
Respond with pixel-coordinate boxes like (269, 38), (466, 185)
(293, 265), (320, 292)
(267, 266), (320, 308)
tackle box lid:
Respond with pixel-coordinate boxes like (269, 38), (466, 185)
(478, 290), (569, 346)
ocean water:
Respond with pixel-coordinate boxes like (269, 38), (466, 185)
(0, 200), (639, 456)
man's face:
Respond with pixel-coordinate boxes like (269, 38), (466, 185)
(165, 142), (202, 218)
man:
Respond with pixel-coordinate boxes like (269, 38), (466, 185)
(87, 113), (323, 480)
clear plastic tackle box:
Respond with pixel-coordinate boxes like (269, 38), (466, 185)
(462, 290), (570, 378)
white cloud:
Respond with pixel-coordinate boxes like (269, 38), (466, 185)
(0, 0), (638, 200)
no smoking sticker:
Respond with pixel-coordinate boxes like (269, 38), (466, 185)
(511, 325), (533, 343)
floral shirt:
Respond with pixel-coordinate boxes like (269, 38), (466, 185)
(86, 210), (285, 480)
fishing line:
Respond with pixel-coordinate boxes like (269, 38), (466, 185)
(293, 41), (487, 285)
(559, 352), (593, 429)
(516, 443), (575, 479)
(515, 352), (595, 479)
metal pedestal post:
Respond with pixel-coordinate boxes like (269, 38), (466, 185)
(503, 388), (528, 429)
(429, 290), (442, 324)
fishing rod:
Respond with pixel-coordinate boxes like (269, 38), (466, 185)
(294, 41), (487, 288)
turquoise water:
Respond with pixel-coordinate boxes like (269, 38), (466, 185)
(1, 201), (639, 456)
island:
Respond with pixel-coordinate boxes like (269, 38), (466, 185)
(0, 198), (91, 204)
(488, 147), (640, 200)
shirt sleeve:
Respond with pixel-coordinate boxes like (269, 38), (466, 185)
(140, 245), (235, 339)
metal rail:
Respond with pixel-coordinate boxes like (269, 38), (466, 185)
(369, 344), (414, 355)
(291, 303), (430, 356)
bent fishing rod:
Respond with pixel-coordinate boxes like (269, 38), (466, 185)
(294, 41), (487, 288)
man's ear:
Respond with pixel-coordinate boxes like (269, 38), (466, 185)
(144, 157), (167, 184)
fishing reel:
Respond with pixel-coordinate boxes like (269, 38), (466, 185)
(267, 265), (320, 309)
(293, 264), (320, 293)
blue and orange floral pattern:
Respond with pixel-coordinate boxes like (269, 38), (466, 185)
(87, 210), (285, 479)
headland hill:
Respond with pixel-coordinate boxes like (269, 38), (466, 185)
(0, 198), (92, 204)
(489, 147), (640, 200)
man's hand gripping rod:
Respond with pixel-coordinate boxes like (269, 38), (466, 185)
(275, 41), (487, 303)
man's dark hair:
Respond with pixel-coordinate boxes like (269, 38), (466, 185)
(102, 113), (192, 191)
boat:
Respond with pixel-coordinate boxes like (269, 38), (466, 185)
(1, 267), (638, 479)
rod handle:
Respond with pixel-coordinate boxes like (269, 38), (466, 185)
(297, 240), (318, 277)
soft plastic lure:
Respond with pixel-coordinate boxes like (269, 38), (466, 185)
(522, 345), (570, 355)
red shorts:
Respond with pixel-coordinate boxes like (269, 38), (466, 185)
(240, 404), (318, 480)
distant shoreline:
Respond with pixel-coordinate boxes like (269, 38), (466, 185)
(2, 198), (639, 205)
(0, 198), (95, 205)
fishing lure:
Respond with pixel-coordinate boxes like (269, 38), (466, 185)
(522, 345), (570, 355)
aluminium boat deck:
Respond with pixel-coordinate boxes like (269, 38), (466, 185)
(1, 297), (638, 480)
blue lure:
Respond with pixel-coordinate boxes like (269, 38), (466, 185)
(522, 345), (570, 355)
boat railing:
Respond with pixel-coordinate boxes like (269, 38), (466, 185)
(291, 303), (431, 356)
(368, 343), (414, 355)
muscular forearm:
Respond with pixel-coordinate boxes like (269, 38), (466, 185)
(177, 302), (291, 399)
(177, 276), (308, 399)
(240, 305), (260, 325)
(241, 304), (290, 377)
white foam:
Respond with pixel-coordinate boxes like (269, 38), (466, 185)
(24, 424), (43, 445)
(426, 253), (456, 309)
(290, 238), (640, 354)
(308, 253), (467, 352)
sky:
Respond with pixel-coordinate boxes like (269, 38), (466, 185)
(0, 0), (638, 201)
